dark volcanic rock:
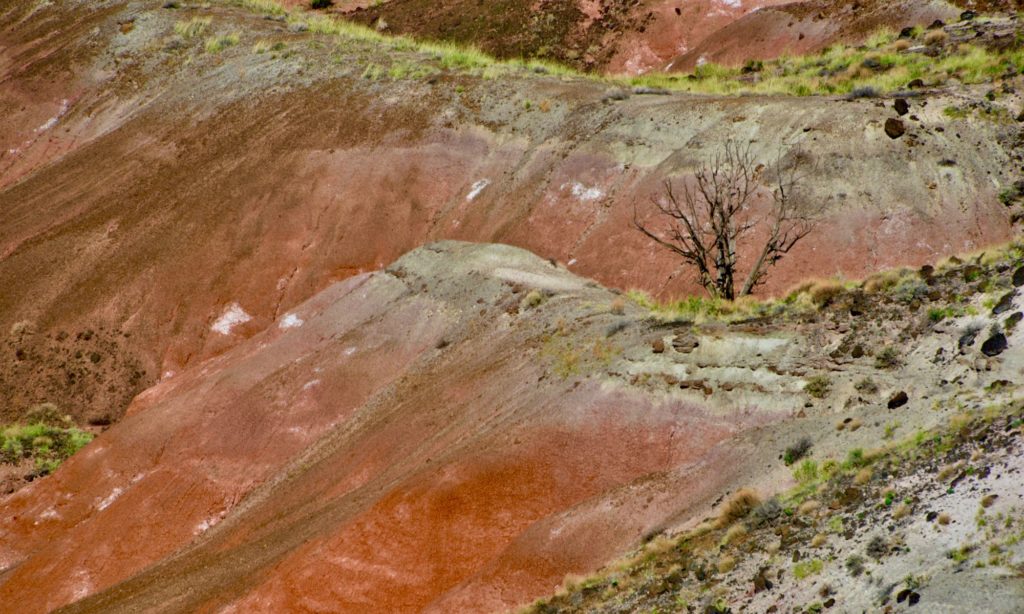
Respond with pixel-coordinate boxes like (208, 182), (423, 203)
(981, 333), (1008, 357)
(959, 329), (979, 351)
(888, 390), (909, 409)
(885, 118), (906, 139)
(1013, 265), (1024, 287)
(993, 291), (1017, 315)
(894, 98), (909, 116)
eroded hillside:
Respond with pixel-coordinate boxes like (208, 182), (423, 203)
(2, 0), (1020, 426)
(1, 1), (1023, 612)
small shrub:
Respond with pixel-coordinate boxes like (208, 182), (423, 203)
(804, 375), (831, 399)
(855, 377), (879, 394)
(717, 488), (761, 527)
(808, 280), (845, 307)
(875, 346), (901, 369)
(751, 497), (782, 527)
(784, 437), (813, 465)
(848, 85), (879, 99)
(867, 535), (889, 559)
(924, 29), (949, 46)
(892, 276), (928, 303)
(846, 555), (866, 576)
(609, 297), (626, 315)
(522, 289), (544, 309)
(854, 468), (873, 485)
(310, 0), (332, 8)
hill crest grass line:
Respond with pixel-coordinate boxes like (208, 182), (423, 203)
(227, 1), (1024, 97)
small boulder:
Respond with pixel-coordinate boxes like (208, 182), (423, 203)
(672, 332), (700, 353)
(959, 329), (979, 352)
(1006, 312), (1023, 329)
(651, 338), (665, 354)
(961, 10), (977, 21)
(885, 118), (906, 139)
(888, 390), (909, 409)
(1013, 264), (1024, 287)
(894, 98), (910, 116)
(981, 333), (1008, 357)
(993, 291), (1017, 315)
(907, 78), (925, 89)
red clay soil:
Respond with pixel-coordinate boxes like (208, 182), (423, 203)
(0, 243), (780, 613)
(668, 0), (959, 72)
(0, 1), (1017, 426)
(0, 3), (1020, 611)
(342, 0), (792, 73)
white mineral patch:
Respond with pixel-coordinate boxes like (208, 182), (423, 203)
(564, 181), (604, 202)
(467, 179), (490, 201)
(211, 303), (252, 335)
(97, 487), (123, 511)
(279, 313), (304, 329)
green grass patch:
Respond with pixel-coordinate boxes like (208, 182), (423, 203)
(793, 558), (824, 580)
(1, 422), (94, 476)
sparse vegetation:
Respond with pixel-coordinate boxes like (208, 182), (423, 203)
(717, 488), (761, 527)
(1, 420), (93, 476)
(174, 17), (211, 39)
(793, 558), (824, 580)
(633, 141), (820, 300)
(205, 32), (240, 53)
(784, 437), (813, 465)
(875, 346), (902, 369)
(804, 375), (831, 399)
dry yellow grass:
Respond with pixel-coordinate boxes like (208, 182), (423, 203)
(722, 523), (748, 546)
(810, 533), (828, 547)
(937, 512), (952, 525)
(854, 468), (873, 485)
(847, 418), (863, 432)
(938, 462), (962, 481)
(717, 488), (761, 527)
(609, 297), (626, 315)
(717, 554), (736, 573)
(925, 29), (949, 46)
(798, 500), (821, 516)
(807, 280), (845, 307)
(893, 503), (911, 520)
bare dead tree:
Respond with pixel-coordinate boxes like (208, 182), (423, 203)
(633, 140), (821, 300)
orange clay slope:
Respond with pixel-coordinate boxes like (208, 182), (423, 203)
(1, 0), (1017, 425)
(0, 242), (789, 613)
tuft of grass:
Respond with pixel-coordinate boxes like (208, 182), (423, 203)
(794, 460), (820, 485)
(205, 32), (240, 53)
(717, 489), (761, 527)
(233, 0), (287, 15)
(174, 17), (211, 39)
(793, 559), (824, 580)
